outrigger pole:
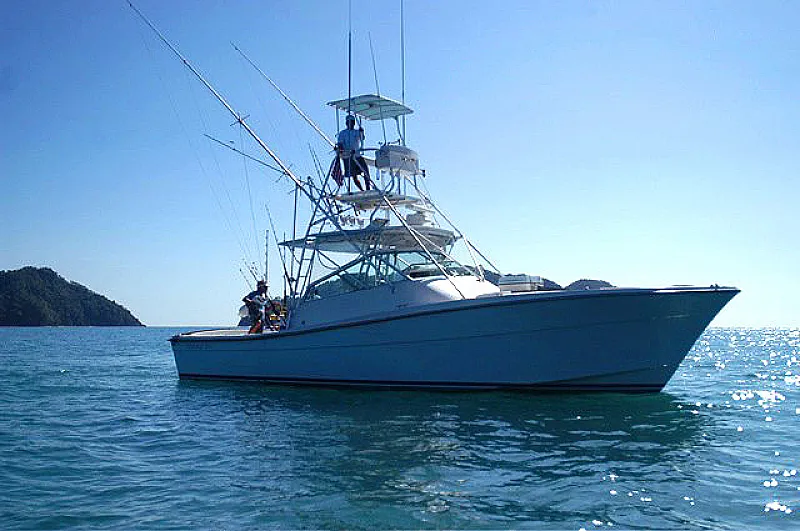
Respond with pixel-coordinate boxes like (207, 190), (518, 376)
(129, 2), (475, 306)
(232, 44), (335, 148)
(127, 1), (304, 193)
(128, 1), (369, 305)
(129, 1), (368, 255)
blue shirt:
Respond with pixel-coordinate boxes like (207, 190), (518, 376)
(337, 127), (364, 156)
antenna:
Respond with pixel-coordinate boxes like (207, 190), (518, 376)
(347, 0), (353, 116)
(400, 0), (406, 145)
(265, 229), (269, 285)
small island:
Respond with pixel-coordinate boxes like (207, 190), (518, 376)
(566, 279), (615, 290)
(0, 267), (143, 326)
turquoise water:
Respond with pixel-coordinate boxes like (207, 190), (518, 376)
(1, 328), (799, 529)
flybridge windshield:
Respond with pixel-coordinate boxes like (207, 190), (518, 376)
(305, 251), (472, 301)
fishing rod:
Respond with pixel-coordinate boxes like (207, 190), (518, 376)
(232, 43), (335, 148)
(264, 231), (269, 286)
(241, 258), (260, 282)
(265, 204), (294, 298)
(368, 33), (388, 144)
(281, 231), (289, 303)
(129, 1), (366, 253)
(239, 267), (253, 289)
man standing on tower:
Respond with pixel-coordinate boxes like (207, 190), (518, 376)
(336, 114), (372, 191)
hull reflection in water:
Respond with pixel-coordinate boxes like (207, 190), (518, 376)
(170, 379), (710, 527)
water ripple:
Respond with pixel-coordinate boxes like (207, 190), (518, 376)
(1, 327), (799, 529)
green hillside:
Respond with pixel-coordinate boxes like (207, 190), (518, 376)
(0, 267), (143, 326)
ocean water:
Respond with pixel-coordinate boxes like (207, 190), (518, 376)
(1, 327), (799, 530)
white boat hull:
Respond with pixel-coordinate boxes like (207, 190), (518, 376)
(170, 286), (738, 392)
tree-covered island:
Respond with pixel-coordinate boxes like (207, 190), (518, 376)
(0, 267), (143, 326)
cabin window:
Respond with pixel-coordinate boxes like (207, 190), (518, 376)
(309, 256), (381, 299)
(305, 251), (471, 301)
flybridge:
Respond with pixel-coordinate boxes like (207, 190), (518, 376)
(329, 94), (420, 174)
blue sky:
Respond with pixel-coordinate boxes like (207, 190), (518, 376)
(1, 1), (798, 326)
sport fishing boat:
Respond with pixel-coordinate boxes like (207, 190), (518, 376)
(130, 4), (738, 392)
(168, 91), (737, 392)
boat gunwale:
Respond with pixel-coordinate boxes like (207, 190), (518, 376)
(170, 285), (739, 343)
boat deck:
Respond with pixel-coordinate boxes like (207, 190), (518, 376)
(179, 328), (280, 338)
